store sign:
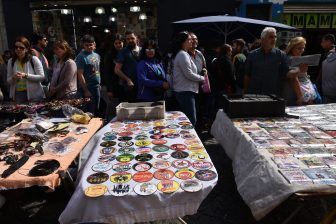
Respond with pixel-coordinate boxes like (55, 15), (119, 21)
(284, 13), (336, 29)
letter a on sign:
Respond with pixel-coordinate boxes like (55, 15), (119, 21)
(306, 14), (317, 29)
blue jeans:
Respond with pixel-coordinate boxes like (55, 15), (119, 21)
(80, 86), (100, 116)
(174, 91), (197, 126)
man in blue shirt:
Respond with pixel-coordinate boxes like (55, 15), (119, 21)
(76, 35), (101, 115)
(115, 30), (141, 102)
(244, 27), (306, 95)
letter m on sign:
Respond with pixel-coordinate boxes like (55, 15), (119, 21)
(292, 14), (305, 28)
(319, 14), (332, 29)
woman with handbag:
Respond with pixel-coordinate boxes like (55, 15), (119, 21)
(7, 36), (45, 103)
(49, 40), (77, 99)
(136, 39), (169, 102)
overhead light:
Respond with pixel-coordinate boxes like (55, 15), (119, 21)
(43, 4), (47, 7)
(92, 25), (98, 28)
(109, 16), (116, 22)
(139, 13), (147, 20)
(130, 6), (140, 12)
(54, 4), (58, 7)
(95, 7), (105, 14)
(104, 29), (110, 33)
(83, 16), (92, 23)
(111, 7), (118, 13)
(64, 4), (67, 7)
(61, 9), (71, 15)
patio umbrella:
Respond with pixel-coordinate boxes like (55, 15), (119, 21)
(172, 15), (298, 43)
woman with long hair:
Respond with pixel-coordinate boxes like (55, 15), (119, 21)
(171, 31), (205, 126)
(49, 40), (77, 99)
(7, 36), (45, 102)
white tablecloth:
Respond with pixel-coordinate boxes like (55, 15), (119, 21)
(59, 111), (218, 224)
(210, 109), (334, 220)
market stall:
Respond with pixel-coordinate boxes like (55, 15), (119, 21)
(211, 104), (336, 220)
(0, 116), (103, 190)
(59, 111), (218, 224)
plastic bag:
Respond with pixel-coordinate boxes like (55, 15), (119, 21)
(62, 104), (85, 118)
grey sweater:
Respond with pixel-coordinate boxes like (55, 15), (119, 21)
(322, 52), (336, 97)
(172, 50), (204, 93)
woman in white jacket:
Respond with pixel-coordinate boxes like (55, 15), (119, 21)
(7, 36), (45, 102)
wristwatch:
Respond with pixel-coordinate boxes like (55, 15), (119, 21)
(24, 73), (28, 79)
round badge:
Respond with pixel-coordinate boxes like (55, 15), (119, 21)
(100, 141), (116, 147)
(152, 139), (167, 145)
(112, 163), (132, 172)
(178, 117), (189, 121)
(157, 180), (180, 193)
(180, 130), (191, 135)
(172, 160), (191, 169)
(135, 135), (148, 140)
(126, 123), (138, 128)
(110, 122), (124, 128)
(133, 171), (154, 182)
(109, 184), (130, 196)
(133, 162), (152, 172)
(190, 152), (209, 160)
(181, 125), (193, 130)
(192, 161), (213, 170)
(136, 147), (152, 154)
(123, 120), (137, 124)
(181, 180), (203, 192)
(102, 135), (117, 141)
(118, 147), (135, 154)
(170, 144), (187, 151)
(195, 170), (217, 181)
(175, 169), (195, 180)
(118, 131), (133, 137)
(116, 154), (134, 163)
(84, 185), (107, 197)
(135, 153), (153, 162)
(178, 121), (191, 125)
(154, 122), (165, 127)
(166, 124), (179, 129)
(110, 172), (132, 183)
(98, 154), (116, 162)
(87, 172), (109, 184)
(153, 160), (171, 169)
(171, 151), (189, 159)
(104, 131), (117, 137)
(182, 134), (196, 140)
(134, 183), (157, 196)
(153, 126), (166, 130)
(153, 169), (175, 180)
(135, 140), (151, 147)
(152, 145), (170, 153)
(149, 130), (161, 135)
(150, 134), (164, 139)
(154, 153), (171, 160)
(100, 147), (117, 155)
(188, 144), (204, 152)
(118, 136), (132, 142)
(118, 141), (134, 147)
(92, 162), (113, 172)
(165, 133), (180, 139)
(185, 139), (201, 145)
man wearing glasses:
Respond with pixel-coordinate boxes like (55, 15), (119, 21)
(31, 33), (49, 87)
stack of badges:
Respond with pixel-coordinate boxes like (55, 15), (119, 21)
(84, 112), (217, 198)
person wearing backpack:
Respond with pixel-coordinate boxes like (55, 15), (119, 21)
(31, 33), (49, 88)
(7, 36), (45, 102)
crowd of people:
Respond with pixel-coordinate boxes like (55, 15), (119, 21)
(0, 28), (335, 129)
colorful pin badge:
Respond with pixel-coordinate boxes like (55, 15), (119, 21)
(181, 180), (203, 192)
(87, 172), (109, 184)
(157, 180), (180, 193)
(100, 147), (117, 155)
(118, 147), (135, 154)
(98, 154), (116, 162)
(152, 145), (170, 153)
(102, 135), (117, 141)
(190, 152), (209, 160)
(112, 163), (132, 172)
(195, 170), (217, 181)
(100, 141), (116, 147)
(192, 161), (213, 170)
(135, 153), (153, 162)
(154, 153), (171, 160)
(153, 169), (175, 180)
(116, 154), (134, 163)
(110, 172), (132, 183)
(134, 182), (157, 196)
(132, 171), (154, 182)
(135, 140), (151, 147)
(118, 131), (133, 137)
(152, 139), (167, 145)
(118, 136), (133, 142)
(150, 134), (164, 139)
(170, 144), (187, 151)
(171, 151), (189, 159)
(153, 160), (171, 169)
(84, 185), (107, 197)
(92, 162), (113, 172)
(109, 184), (130, 197)
(175, 169), (195, 180)
(118, 141), (134, 147)
(133, 162), (152, 172)
(172, 159), (191, 169)
(135, 135), (148, 140)
(136, 147), (152, 154)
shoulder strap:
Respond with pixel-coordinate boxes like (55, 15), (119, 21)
(30, 58), (35, 72)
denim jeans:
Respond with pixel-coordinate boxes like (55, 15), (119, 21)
(84, 86), (101, 116)
(174, 91), (197, 126)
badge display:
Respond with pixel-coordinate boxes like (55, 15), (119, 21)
(133, 162), (152, 172)
(153, 160), (171, 169)
(118, 147), (135, 154)
(118, 141), (134, 147)
(100, 147), (117, 155)
(98, 154), (116, 162)
(195, 170), (217, 181)
(135, 153), (153, 162)
(152, 139), (167, 145)
(153, 126), (166, 130)
(154, 153), (171, 160)
(109, 184), (130, 196)
(92, 162), (113, 172)
(188, 144), (204, 152)
(182, 134), (197, 140)
(116, 154), (134, 163)
(136, 147), (152, 154)
(84, 185), (107, 197)
(190, 152), (209, 160)
(102, 135), (117, 141)
(118, 136), (132, 142)
(133, 171), (154, 182)
(113, 163), (132, 172)
(135, 140), (151, 147)
(104, 131), (117, 136)
(166, 124), (179, 129)
(181, 125), (193, 130)
(100, 141), (116, 147)
(153, 169), (175, 180)
(134, 182), (157, 196)
(170, 144), (187, 151)
(172, 159), (191, 169)
(157, 180), (180, 193)
(87, 172), (109, 184)
(180, 180), (203, 192)
(150, 134), (164, 139)
(152, 145), (170, 153)
(180, 130), (191, 135)
(178, 121), (191, 125)
(171, 151), (189, 159)
(192, 161), (213, 170)
(184, 139), (202, 145)
(135, 135), (148, 140)
(175, 169), (195, 180)
(110, 172), (132, 183)
(118, 131), (133, 137)
(165, 133), (180, 139)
